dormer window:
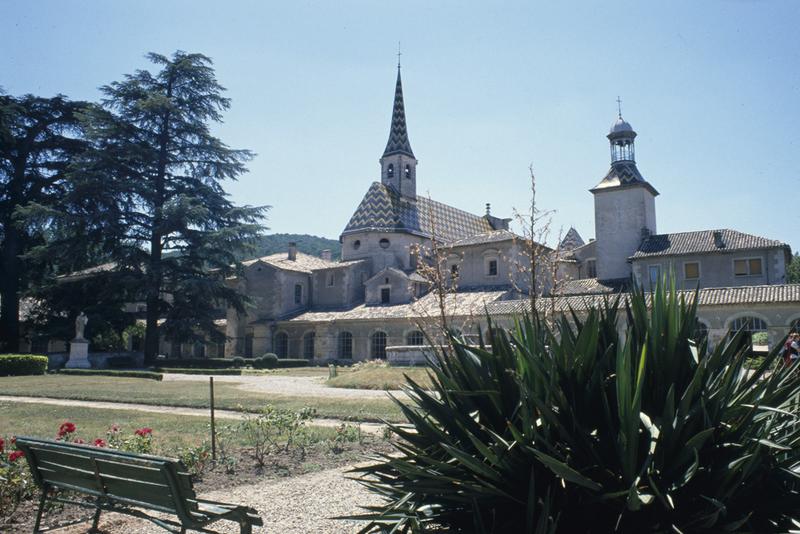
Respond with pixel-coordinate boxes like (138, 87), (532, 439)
(387, 164), (394, 179)
(404, 164), (411, 179)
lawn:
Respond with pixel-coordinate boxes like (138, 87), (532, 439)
(0, 375), (405, 423)
(327, 364), (434, 390)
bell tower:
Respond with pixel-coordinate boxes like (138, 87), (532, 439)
(380, 61), (417, 199)
(591, 104), (658, 281)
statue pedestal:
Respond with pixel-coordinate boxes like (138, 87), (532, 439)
(67, 339), (91, 369)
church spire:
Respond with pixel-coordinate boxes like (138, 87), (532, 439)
(382, 66), (415, 158)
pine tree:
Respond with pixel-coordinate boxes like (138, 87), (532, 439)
(0, 93), (89, 352)
(75, 51), (267, 363)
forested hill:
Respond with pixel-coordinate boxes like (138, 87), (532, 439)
(245, 233), (341, 261)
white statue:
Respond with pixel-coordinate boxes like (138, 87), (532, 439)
(75, 312), (88, 340)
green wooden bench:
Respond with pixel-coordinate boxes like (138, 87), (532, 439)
(15, 437), (262, 533)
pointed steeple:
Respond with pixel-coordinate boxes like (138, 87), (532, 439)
(382, 67), (415, 158)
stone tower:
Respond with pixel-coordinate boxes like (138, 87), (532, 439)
(591, 112), (658, 280)
(380, 65), (417, 199)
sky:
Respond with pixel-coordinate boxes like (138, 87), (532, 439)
(2, 0), (799, 252)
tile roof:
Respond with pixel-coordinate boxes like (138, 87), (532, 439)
(556, 277), (629, 296)
(287, 289), (509, 323)
(632, 229), (787, 259)
(591, 161), (658, 196)
(242, 252), (343, 274)
(559, 227), (586, 251)
(382, 68), (414, 158)
(486, 284), (800, 315)
(446, 229), (520, 248)
(342, 182), (494, 243)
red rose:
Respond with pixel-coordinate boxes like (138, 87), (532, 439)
(8, 450), (24, 462)
(93, 438), (107, 448)
(134, 427), (153, 437)
(0, 437), (4, 454)
(57, 422), (77, 438)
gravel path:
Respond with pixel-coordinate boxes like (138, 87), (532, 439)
(1, 396), (387, 435)
(55, 463), (384, 533)
(163, 373), (408, 400)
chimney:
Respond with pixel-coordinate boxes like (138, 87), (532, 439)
(320, 249), (332, 262)
(288, 242), (297, 261)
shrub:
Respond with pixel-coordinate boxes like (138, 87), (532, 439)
(236, 405), (314, 468)
(152, 367), (242, 376)
(155, 358), (256, 369)
(231, 357), (245, 369)
(276, 358), (309, 368)
(0, 436), (35, 519)
(752, 331), (769, 345)
(353, 280), (800, 533)
(253, 354), (278, 369)
(57, 369), (163, 380)
(0, 355), (48, 376)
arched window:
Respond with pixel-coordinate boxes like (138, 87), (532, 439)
(303, 332), (315, 359)
(404, 164), (411, 179)
(338, 332), (353, 359)
(274, 332), (289, 358)
(407, 331), (424, 346)
(729, 316), (767, 333)
(387, 164), (394, 179)
(371, 331), (387, 359)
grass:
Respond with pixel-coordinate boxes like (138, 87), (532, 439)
(0, 401), (341, 454)
(0, 375), (405, 423)
(327, 364), (433, 390)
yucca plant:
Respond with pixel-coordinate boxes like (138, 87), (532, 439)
(351, 279), (800, 533)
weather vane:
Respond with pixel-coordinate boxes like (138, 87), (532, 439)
(397, 42), (402, 68)
(616, 96), (622, 118)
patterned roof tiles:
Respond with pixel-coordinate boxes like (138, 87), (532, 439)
(559, 227), (586, 251)
(382, 68), (414, 158)
(591, 161), (658, 196)
(342, 182), (494, 243)
(632, 229), (787, 259)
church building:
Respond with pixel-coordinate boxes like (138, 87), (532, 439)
(215, 66), (798, 363)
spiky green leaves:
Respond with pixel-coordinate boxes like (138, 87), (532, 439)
(353, 281), (800, 533)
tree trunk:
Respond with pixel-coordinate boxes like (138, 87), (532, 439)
(143, 82), (173, 364)
(0, 224), (22, 353)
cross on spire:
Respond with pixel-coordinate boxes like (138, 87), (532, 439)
(397, 42), (402, 69)
(616, 96), (622, 118)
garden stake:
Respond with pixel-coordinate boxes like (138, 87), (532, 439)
(210, 376), (216, 462)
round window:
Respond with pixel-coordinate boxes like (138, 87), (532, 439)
(379, 238), (390, 249)
(353, 240), (361, 250)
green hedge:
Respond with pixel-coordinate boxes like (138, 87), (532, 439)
(155, 358), (256, 369)
(0, 354), (49, 376)
(57, 369), (163, 380)
(276, 358), (310, 368)
(153, 367), (244, 375)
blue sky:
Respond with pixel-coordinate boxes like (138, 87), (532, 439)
(3, 0), (798, 252)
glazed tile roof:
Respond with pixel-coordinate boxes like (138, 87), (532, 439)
(446, 229), (520, 248)
(342, 182), (494, 243)
(591, 161), (658, 196)
(287, 289), (510, 323)
(382, 68), (414, 158)
(486, 284), (800, 315)
(632, 229), (788, 259)
(559, 227), (586, 251)
(242, 252), (343, 274)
